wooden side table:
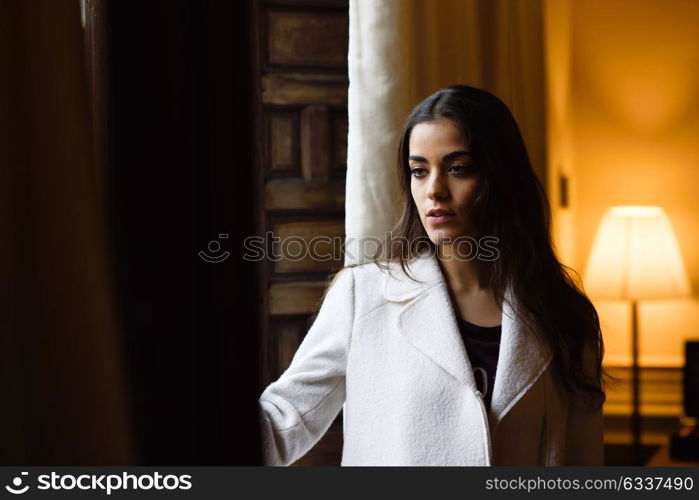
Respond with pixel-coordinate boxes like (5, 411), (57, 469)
(646, 443), (699, 466)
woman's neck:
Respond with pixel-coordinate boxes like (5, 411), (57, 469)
(437, 245), (502, 325)
(437, 244), (486, 292)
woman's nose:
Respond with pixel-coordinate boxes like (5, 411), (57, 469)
(426, 173), (448, 200)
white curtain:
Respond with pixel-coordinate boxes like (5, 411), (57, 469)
(345, 0), (546, 265)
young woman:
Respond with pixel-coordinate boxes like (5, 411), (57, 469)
(259, 85), (606, 466)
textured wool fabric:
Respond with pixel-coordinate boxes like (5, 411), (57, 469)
(260, 253), (604, 466)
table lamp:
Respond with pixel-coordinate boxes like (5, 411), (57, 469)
(583, 206), (691, 465)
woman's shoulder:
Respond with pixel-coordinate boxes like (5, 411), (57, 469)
(324, 260), (399, 311)
(322, 257), (435, 322)
(327, 259), (394, 289)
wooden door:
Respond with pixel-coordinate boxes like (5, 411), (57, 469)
(252, 0), (349, 465)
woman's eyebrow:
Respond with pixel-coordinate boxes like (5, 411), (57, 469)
(408, 150), (471, 163)
(408, 155), (427, 162)
(442, 150), (471, 161)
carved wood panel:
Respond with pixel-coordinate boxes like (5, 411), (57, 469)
(267, 10), (348, 68)
(253, 0), (348, 466)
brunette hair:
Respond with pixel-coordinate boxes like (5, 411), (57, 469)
(373, 85), (607, 409)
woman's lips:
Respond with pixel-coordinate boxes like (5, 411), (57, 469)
(427, 214), (456, 224)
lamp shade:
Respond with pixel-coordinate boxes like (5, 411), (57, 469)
(583, 206), (691, 301)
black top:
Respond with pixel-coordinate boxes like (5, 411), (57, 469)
(456, 318), (502, 411)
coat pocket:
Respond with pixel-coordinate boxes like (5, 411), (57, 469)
(539, 416), (548, 466)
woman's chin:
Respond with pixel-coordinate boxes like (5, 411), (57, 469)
(427, 230), (460, 246)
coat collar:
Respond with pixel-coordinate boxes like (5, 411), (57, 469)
(385, 252), (553, 425)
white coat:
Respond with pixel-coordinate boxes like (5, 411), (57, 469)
(259, 252), (604, 466)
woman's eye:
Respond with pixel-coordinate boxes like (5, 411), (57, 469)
(448, 164), (472, 175)
(410, 167), (427, 178)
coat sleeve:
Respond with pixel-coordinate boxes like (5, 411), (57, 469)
(259, 267), (355, 465)
(564, 341), (605, 465)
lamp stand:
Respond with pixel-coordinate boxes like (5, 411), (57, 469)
(631, 299), (642, 465)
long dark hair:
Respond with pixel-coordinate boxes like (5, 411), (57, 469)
(373, 85), (607, 410)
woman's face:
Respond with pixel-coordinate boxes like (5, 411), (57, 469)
(409, 117), (480, 246)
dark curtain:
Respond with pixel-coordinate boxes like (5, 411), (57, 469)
(101, 0), (261, 465)
(0, 0), (133, 464)
(1, 0), (261, 465)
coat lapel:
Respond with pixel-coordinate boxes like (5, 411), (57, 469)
(397, 279), (477, 388)
(489, 288), (553, 425)
(385, 252), (553, 424)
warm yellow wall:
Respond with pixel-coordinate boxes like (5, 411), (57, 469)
(546, 0), (699, 366)
(543, 0), (575, 268)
